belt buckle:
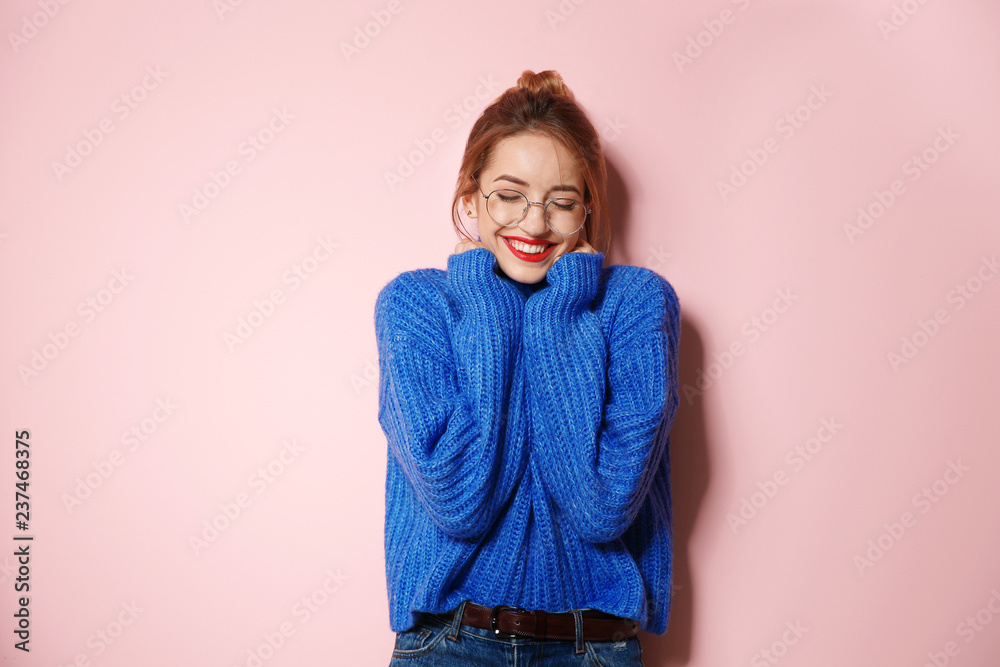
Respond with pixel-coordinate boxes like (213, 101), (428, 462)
(489, 604), (528, 638)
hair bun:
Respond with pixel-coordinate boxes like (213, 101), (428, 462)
(516, 69), (574, 99)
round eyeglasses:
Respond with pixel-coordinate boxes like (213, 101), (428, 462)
(473, 177), (590, 236)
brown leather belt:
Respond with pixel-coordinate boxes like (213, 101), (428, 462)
(458, 602), (639, 641)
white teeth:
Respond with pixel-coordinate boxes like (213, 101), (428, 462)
(506, 238), (550, 254)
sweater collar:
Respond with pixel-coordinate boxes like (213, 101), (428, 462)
(493, 263), (548, 298)
(510, 276), (547, 299)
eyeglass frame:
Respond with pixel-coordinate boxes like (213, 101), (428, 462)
(472, 175), (591, 236)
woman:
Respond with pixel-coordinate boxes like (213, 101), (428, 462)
(375, 69), (680, 665)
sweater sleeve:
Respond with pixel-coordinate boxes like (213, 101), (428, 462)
(523, 251), (680, 543)
(375, 248), (528, 540)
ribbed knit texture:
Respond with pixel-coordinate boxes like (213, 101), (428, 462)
(374, 247), (680, 635)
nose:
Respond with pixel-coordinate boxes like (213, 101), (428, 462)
(517, 202), (549, 236)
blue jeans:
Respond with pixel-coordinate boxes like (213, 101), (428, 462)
(388, 600), (644, 666)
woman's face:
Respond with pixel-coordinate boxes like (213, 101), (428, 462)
(464, 132), (586, 285)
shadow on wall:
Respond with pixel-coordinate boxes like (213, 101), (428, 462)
(603, 157), (632, 268)
(604, 155), (711, 666)
(640, 317), (710, 666)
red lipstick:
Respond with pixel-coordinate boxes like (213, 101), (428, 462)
(501, 235), (556, 263)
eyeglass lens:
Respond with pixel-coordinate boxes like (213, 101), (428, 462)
(486, 190), (586, 235)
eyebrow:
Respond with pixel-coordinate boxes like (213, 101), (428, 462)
(492, 174), (582, 196)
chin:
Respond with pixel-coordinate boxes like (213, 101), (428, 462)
(498, 259), (548, 284)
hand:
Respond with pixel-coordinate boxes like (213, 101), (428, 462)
(454, 238), (487, 254)
(570, 239), (598, 255)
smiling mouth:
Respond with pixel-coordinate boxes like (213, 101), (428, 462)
(501, 236), (556, 262)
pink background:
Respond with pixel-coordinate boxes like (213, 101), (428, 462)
(2, 1), (999, 665)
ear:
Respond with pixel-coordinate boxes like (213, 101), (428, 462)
(463, 193), (479, 219)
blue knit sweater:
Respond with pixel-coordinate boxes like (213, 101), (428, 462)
(374, 247), (680, 635)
